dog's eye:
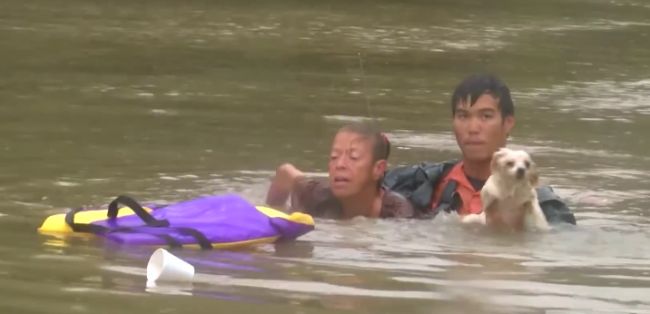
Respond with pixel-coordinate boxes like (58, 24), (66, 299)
(525, 161), (531, 168)
(506, 161), (514, 168)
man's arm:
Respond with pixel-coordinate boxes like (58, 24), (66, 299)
(265, 163), (305, 209)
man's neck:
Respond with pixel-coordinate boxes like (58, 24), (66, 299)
(462, 159), (491, 181)
(339, 188), (383, 219)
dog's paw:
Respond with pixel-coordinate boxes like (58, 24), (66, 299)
(461, 213), (486, 225)
(525, 206), (551, 232)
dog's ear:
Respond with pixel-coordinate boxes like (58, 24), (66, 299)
(491, 148), (507, 172)
(528, 162), (539, 187)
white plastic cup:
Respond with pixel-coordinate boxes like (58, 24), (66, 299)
(146, 248), (195, 283)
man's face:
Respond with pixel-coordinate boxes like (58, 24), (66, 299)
(328, 131), (384, 199)
(453, 93), (514, 164)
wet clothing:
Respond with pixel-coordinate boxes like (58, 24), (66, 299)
(467, 175), (486, 191)
(290, 177), (416, 219)
(383, 160), (577, 225)
(432, 162), (483, 216)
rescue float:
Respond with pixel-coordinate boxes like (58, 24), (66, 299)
(38, 194), (315, 249)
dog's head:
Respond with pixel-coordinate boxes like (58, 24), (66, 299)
(490, 147), (538, 186)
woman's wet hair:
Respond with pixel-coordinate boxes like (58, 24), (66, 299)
(337, 122), (391, 162)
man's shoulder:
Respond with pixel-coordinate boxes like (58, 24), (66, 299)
(383, 159), (459, 213)
(384, 159), (458, 187)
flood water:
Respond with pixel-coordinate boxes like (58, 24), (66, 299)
(1, 0), (650, 313)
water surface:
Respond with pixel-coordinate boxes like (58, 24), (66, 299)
(1, 0), (650, 313)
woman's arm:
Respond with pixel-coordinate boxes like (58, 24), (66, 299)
(265, 163), (305, 209)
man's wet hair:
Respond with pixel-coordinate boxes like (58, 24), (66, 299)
(451, 73), (515, 118)
(338, 122), (390, 163)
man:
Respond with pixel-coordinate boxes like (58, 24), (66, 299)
(384, 74), (576, 225)
(265, 123), (415, 219)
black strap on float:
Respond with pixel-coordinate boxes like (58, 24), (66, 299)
(173, 227), (213, 250)
(64, 195), (169, 233)
(64, 195), (213, 250)
(65, 207), (111, 234)
(102, 226), (212, 250)
(104, 227), (184, 249)
(107, 195), (169, 227)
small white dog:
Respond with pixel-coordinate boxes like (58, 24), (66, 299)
(462, 147), (550, 232)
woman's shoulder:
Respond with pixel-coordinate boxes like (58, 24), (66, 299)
(380, 189), (416, 218)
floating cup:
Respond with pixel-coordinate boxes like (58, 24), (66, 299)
(146, 248), (195, 283)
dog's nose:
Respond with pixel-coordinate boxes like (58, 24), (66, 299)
(516, 167), (525, 179)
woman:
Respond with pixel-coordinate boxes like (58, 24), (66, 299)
(265, 123), (414, 219)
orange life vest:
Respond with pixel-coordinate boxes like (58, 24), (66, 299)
(431, 162), (482, 216)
